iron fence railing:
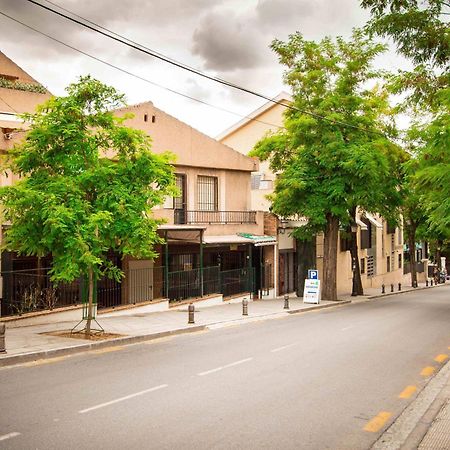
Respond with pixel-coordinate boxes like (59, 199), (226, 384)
(0, 268), (80, 317)
(174, 210), (257, 225)
(167, 266), (220, 301)
(219, 267), (254, 298)
(1, 264), (261, 316)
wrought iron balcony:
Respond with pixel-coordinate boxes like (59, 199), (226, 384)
(174, 210), (257, 225)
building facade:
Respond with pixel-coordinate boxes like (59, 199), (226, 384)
(0, 52), (276, 316)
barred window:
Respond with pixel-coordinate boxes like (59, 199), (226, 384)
(197, 176), (218, 211)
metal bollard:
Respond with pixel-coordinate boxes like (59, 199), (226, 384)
(426, 279), (429, 287)
(188, 303), (195, 324)
(284, 294), (289, 310)
(242, 298), (248, 316)
(0, 323), (6, 353)
(413, 280), (418, 288)
(431, 278), (434, 286)
(398, 283), (401, 291)
(381, 284), (385, 294)
(390, 283), (394, 293)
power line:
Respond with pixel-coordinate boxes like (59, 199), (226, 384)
(0, 11), (283, 132)
(24, 0), (389, 137)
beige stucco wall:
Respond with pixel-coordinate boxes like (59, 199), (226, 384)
(116, 103), (257, 173)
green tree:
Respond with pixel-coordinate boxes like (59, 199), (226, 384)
(251, 30), (400, 301)
(0, 77), (176, 334)
(414, 89), (450, 239)
(361, 0), (450, 108)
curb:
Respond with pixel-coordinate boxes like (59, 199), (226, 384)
(0, 325), (206, 368)
(366, 283), (446, 301)
(371, 360), (450, 449)
(287, 300), (352, 314)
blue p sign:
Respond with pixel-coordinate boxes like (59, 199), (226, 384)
(308, 269), (318, 280)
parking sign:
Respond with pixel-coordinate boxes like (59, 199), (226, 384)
(308, 269), (318, 280)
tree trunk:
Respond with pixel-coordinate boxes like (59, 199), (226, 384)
(435, 239), (443, 271)
(322, 214), (339, 301)
(349, 207), (363, 296)
(349, 230), (364, 295)
(407, 224), (417, 288)
(86, 267), (94, 335)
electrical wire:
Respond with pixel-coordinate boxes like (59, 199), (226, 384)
(0, 11), (284, 132)
(24, 0), (389, 137)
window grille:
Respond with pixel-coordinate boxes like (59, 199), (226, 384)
(367, 255), (374, 277)
(197, 176), (218, 211)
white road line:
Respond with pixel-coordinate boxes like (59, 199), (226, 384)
(0, 432), (21, 442)
(198, 357), (253, 376)
(270, 343), (297, 353)
(78, 384), (168, 414)
(341, 326), (353, 331)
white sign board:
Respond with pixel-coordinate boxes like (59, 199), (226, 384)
(303, 279), (321, 304)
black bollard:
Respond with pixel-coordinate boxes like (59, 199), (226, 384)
(284, 294), (289, 310)
(431, 278), (434, 286)
(188, 303), (195, 324)
(390, 283), (394, 293)
(242, 298), (248, 316)
(398, 283), (401, 291)
(382, 284), (385, 294)
(0, 323), (6, 353)
(426, 279), (429, 287)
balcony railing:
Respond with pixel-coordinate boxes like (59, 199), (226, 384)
(174, 210), (257, 225)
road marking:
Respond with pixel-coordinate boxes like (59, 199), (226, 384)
(434, 354), (448, 363)
(79, 384), (168, 414)
(0, 432), (21, 442)
(341, 326), (353, 331)
(23, 356), (69, 367)
(270, 343), (297, 353)
(398, 385), (417, 399)
(89, 346), (124, 355)
(420, 366), (435, 377)
(198, 357), (253, 376)
(363, 411), (392, 433)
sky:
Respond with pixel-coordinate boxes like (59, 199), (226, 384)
(0, 0), (406, 138)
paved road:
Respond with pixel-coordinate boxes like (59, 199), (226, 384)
(1, 286), (449, 449)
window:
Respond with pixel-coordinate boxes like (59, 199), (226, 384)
(173, 174), (186, 210)
(387, 256), (391, 272)
(398, 253), (402, 269)
(360, 219), (372, 249)
(197, 176), (218, 211)
(360, 258), (365, 274)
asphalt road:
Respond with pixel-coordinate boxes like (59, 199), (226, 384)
(1, 286), (449, 450)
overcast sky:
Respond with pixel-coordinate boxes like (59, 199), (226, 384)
(0, 0), (406, 137)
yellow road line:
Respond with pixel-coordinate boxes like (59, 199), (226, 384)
(89, 346), (124, 355)
(398, 385), (417, 399)
(363, 411), (392, 433)
(421, 366), (435, 377)
(434, 354), (449, 363)
(23, 355), (69, 367)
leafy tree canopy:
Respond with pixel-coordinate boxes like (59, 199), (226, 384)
(0, 76), (176, 285)
(361, 0), (450, 108)
(414, 88), (450, 236)
(252, 29), (401, 237)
